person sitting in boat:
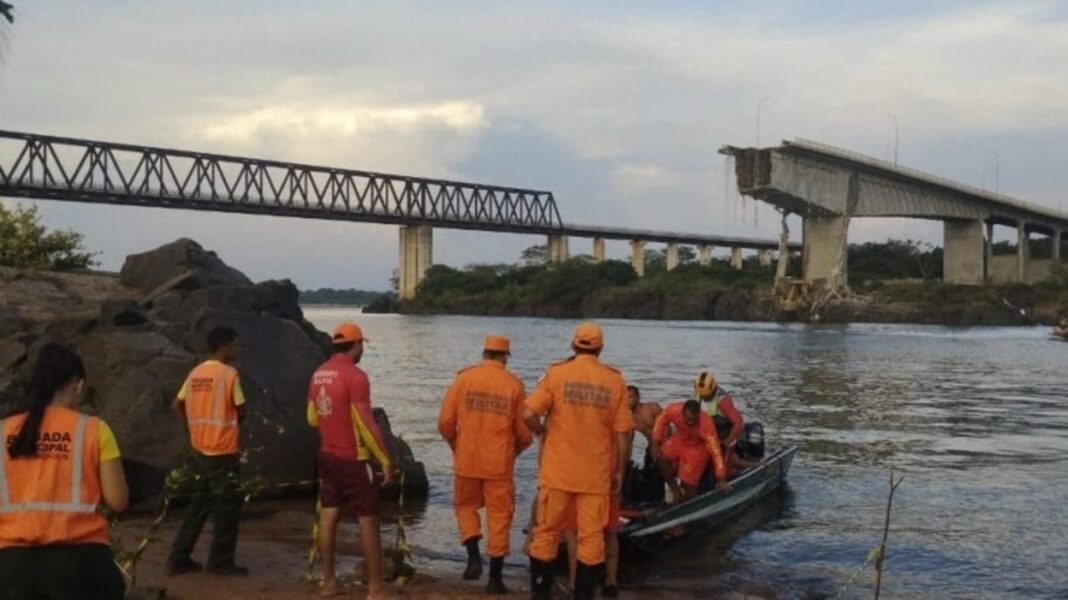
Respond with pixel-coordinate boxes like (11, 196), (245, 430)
(694, 372), (743, 449)
(650, 400), (731, 503)
(628, 385), (662, 446)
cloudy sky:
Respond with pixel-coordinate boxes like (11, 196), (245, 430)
(2, 1), (1067, 289)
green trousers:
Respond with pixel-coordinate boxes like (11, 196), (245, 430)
(0, 543), (125, 600)
(167, 451), (244, 569)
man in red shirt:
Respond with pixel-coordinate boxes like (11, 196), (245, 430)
(651, 400), (731, 502)
(307, 323), (393, 599)
(694, 372), (746, 476)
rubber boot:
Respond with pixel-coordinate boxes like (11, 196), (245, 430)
(486, 556), (508, 595)
(529, 557), (554, 600)
(573, 561), (600, 600)
(463, 539), (483, 580)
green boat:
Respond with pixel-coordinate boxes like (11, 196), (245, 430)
(618, 445), (799, 555)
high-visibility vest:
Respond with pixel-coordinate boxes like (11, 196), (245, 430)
(184, 361), (240, 455)
(0, 407), (108, 547)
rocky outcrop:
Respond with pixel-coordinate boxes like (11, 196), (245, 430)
(0, 240), (428, 505)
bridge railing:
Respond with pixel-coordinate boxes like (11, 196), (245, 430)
(0, 130), (563, 230)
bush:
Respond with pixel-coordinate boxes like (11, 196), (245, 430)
(0, 203), (95, 270)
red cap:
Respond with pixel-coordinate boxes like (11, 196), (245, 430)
(332, 323), (367, 344)
(571, 322), (603, 350)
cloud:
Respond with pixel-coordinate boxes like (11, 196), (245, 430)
(2, 1), (1067, 288)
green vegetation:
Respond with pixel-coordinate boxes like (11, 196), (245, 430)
(404, 249), (784, 319)
(299, 287), (389, 305)
(397, 239), (1068, 324)
(0, 203), (96, 270)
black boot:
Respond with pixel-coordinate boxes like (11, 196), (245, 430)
(463, 538), (483, 580)
(486, 556), (508, 595)
(529, 557), (554, 600)
(574, 561), (601, 600)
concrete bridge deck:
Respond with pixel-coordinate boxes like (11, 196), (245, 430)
(722, 139), (1068, 287)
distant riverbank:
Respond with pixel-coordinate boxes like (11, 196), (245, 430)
(371, 259), (1068, 326)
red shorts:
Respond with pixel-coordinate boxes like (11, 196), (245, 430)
(661, 436), (709, 487)
(565, 494), (621, 533)
(318, 453), (380, 518)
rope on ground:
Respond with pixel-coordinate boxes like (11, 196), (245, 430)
(390, 470), (417, 587)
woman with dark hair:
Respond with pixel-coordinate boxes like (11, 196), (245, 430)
(0, 343), (129, 600)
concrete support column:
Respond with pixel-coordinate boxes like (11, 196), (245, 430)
(547, 234), (569, 264)
(1054, 230), (1062, 262)
(802, 214), (849, 289)
(592, 237), (606, 263)
(985, 221), (994, 282)
(759, 249), (773, 267)
(398, 225), (433, 301)
(630, 240), (646, 277)
(666, 243), (680, 271)
(1017, 222), (1029, 283)
(943, 219), (985, 285)
(698, 245), (713, 266)
(730, 247), (743, 270)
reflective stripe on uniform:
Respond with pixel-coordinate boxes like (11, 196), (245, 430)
(0, 414), (97, 514)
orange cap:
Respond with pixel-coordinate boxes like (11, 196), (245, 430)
(484, 334), (511, 354)
(571, 322), (604, 350)
(332, 323), (367, 344)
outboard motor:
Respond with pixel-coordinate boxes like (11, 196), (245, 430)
(736, 422), (765, 460)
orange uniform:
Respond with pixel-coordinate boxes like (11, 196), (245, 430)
(653, 402), (726, 487)
(178, 359), (244, 456)
(526, 354), (633, 566)
(438, 359), (532, 558)
(0, 406), (120, 548)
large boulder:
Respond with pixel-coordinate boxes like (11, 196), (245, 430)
(1, 240), (424, 505)
(120, 238), (251, 294)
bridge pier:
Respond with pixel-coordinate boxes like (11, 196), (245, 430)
(398, 225), (433, 301)
(698, 245), (713, 266)
(1018, 222), (1030, 283)
(758, 249), (772, 267)
(592, 237), (606, 263)
(666, 243), (680, 271)
(985, 221), (995, 282)
(630, 240), (646, 277)
(547, 235), (569, 263)
(802, 214), (848, 289)
(1054, 230), (1062, 261)
(943, 219), (985, 285)
(730, 247), (743, 270)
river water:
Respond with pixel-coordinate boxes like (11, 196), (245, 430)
(303, 308), (1067, 599)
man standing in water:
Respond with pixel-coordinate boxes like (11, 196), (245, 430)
(168, 325), (248, 576)
(307, 323), (393, 599)
(438, 335), (533, 594)
(525, 322), (633, 600)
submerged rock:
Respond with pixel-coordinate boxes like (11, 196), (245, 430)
(0, 240), (427, 505)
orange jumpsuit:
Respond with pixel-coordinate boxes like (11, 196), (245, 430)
(652, 402), (726, 487)
(526, 355), (633, 566)
(438, 360), (533, 558)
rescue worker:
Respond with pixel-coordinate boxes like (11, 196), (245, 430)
(566, 385), (661, 597)
(524, 322), (633, 600)
(0, 344), (129, 599)
(650, 400), (731, 503)
(438, 334), (533, 594)
(694, 372), (748, 477)
(307, 323), (393, 599)
(694, 372), (743, 449)
(168, 325), (248, 576)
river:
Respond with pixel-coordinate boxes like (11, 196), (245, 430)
(303, 308), (1067, 599)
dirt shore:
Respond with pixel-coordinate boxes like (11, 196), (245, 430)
(119, 501), (531, 599)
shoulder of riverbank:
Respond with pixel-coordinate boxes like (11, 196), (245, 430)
(388, 266), (1068, 326)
